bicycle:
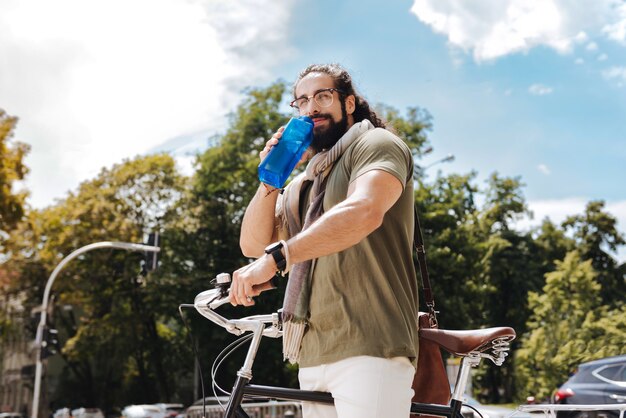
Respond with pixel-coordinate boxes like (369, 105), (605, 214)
(189, 272), (519, 418)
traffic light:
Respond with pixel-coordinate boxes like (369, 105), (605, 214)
(40, 326), (59, 360)
(142, 232), (160, 274)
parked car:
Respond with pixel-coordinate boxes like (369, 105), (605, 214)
(460, 394), (518, 418)
(153, 404), (184, 418)
(70, 409), (104, 418)
(52, 408), (71, 418)
(121, 405), (165, 418)
(553, 354), (626, 418)
(0, 413), (24, 418)
(185, 397), (301, 418)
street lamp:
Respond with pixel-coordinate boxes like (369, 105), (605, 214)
(423, 154), (455, 171)
(415, 153), (455, 179)
(31, 241), (160, 418)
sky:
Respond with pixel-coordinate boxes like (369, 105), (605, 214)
(1, 0), (625, 261)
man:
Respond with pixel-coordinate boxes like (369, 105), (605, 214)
(231, 63), (419, 418)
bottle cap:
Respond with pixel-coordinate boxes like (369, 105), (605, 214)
(298, 116), (314, 125)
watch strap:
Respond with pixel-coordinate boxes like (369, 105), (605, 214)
(265, 242), (287, 272)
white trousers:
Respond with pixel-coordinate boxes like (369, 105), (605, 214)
(298, 355), (415, 418)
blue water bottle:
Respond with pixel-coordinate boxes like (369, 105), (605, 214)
(258, 116), (314, 188)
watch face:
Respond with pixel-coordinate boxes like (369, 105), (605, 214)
(265, 242), (283, 253)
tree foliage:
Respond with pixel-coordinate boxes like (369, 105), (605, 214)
(515, 251), (626, 401)
(0, 109), (30, 238)
(563, 200), (626, 307)
(2, 154), (190, 410)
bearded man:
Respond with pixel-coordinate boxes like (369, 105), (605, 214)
(231, 63), (419, 418)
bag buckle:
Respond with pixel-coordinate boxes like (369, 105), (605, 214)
(426, 302), (439, 328)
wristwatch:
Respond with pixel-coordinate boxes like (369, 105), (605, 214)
(264, 242), (287, 273)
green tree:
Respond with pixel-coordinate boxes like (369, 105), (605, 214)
(0, 108), (30, 361)
(378, 105), (433, 165)
(414, 172), (481, 330)
(476, 174), (543, 335)
(2, 154), (190, 411)
(463, 174), (538, 402)
(533, 219), (575, 273)
(480, 173), (529, 233)
(515, 251), (626, 401)
(0, 109), (30, 238)
(562, 200), (625, 307)
(184, 81), (296, 389)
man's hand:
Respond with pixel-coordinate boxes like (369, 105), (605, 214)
(230, 255), (277, 306)
(259, 127), (284, 161)
(259, 126), (312, 168)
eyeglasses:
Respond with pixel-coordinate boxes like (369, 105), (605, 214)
(290, 88), (344, 112)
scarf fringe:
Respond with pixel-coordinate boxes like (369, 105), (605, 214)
(282, 320), (306, 364)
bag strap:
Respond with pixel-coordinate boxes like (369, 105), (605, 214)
(414, 205), (438, 327)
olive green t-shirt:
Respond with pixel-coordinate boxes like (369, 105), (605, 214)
(298, 127), (419, 368)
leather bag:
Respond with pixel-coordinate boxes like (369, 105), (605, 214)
(411, 208), (451, 406)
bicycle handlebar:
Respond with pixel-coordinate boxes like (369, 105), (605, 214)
(194, 281), (283, 339)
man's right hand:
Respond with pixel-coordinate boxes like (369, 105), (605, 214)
(229, 254), (278, 306)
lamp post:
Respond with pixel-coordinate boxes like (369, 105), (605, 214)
(31, 241), (160, 418)
(415, 153), (455, 179)
(423, 153), (455, 171)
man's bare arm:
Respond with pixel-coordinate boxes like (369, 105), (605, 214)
(239, 128), (287, 257)
(239, 184), (280, 257)
(287, 169), (403, 264)
(230, 169), (403, 305)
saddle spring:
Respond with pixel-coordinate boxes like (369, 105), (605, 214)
(474, 336), (512, 366)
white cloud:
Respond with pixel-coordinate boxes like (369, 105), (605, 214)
(529, 84), (554, 95)
(517, 197), (587, 231)
(574, 31), (589, 43)
(537, 164), (551, 175)
(575, 57), (585, 64)
(603, 66), (626, 84)
(608, 200), (626, 233)
(586, 41), (599, 51)
(602, 1), (626, 42)
(598, 53), (609, 61)
(0, 0), (295, 208)
(410, 0), (626, 62)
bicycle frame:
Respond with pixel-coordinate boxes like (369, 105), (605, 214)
(221, 338), (468, 418)
(225, 380), (465, 418)
(194, 279), (623, 418)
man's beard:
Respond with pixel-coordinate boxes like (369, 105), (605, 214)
(311, 105), (348, 152)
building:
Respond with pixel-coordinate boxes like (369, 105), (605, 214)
(0, 290), (34, 415)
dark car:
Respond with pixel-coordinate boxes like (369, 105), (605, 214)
(553, 354), (626, 418)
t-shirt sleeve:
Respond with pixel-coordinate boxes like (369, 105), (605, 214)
(348, 128), (413, 188)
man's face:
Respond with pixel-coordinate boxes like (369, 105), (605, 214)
(294, 73), (354, 151)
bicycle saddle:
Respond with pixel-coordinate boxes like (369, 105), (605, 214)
(419, 326), (516, 363)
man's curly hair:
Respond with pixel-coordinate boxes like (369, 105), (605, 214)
(293, 63), (387, 129)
